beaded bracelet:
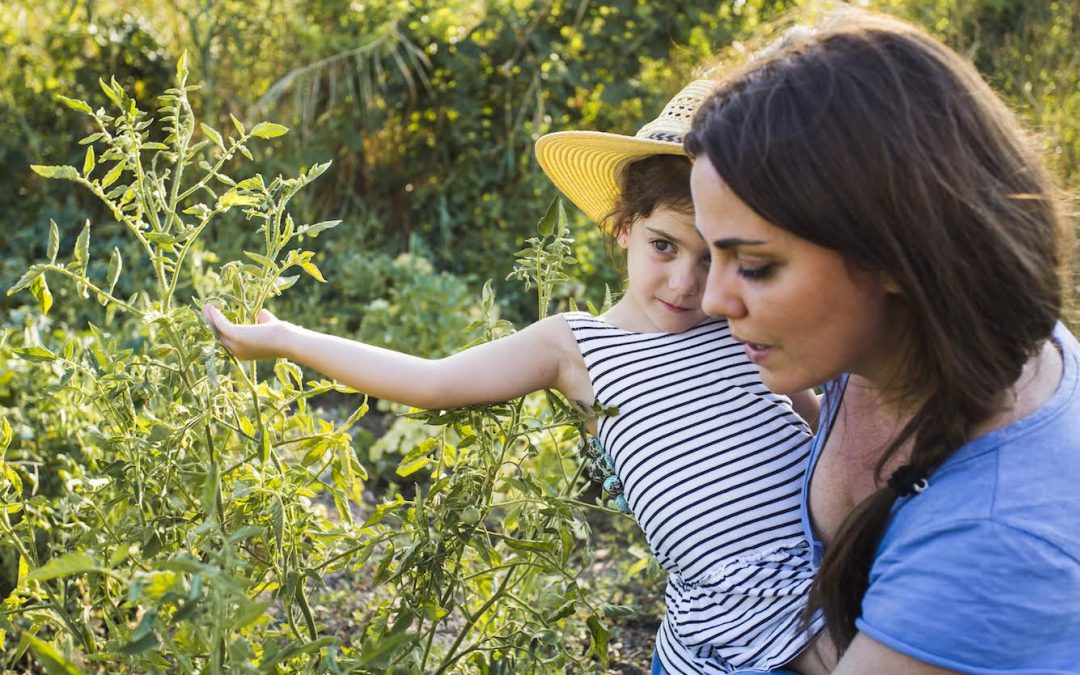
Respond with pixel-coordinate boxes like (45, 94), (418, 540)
(579, 436), (630, 513)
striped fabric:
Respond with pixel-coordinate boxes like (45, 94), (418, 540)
(564, 313), (821, 673)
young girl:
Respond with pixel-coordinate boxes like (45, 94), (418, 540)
(204, 81), (825, 675)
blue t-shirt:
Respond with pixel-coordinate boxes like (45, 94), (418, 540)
(801, 323), (1080, 673)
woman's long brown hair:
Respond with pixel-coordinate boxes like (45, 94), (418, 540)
(685, 9), (1071, 653)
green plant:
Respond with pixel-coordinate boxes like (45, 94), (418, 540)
(2, 56), (636, 673)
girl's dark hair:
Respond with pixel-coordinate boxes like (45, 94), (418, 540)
(602, 154), (694, 266)
(685, 9), (1071, 653)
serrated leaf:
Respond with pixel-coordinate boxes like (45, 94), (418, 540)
(587, 615), (610, 664)
(1, 418), (11, 452)
(218, 190), (260, 208)
(302, 220), (341, 238)
(243, 251), (277, 268)
(82, 146), (95, 177)
(250, 122), (289, 139)
(13, 346), (56, 362)
(537, 197), (560, 236)
(31, 165), (79, 181)
(200, 123), (224, 150)
(56, 95), (93, 115)
(23, 634), (82, 675)
(99, 161), (125, 189)
(47, 220), (59, 263)
(176, 51), (188, 81)
(107, 248), (122, 294)
(25, 552), (99, 582)
(298, 261), (326, 283)
(7, 268), (41, 296)
(29, 275), (52, 316)
(73, 221), (90, 270)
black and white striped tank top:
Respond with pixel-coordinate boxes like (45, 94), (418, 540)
(564, 312), (821, 674)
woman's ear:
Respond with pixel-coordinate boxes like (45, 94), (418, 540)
(616, 224), (630, 250)
(882, 272), (903, 294)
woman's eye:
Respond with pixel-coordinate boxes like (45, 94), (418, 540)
(738, 263), (775, 280)
(651, 239), (673, 253)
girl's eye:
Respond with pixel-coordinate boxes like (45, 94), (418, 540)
(651, 239), (673, 253)
(738, 263), (775, 280)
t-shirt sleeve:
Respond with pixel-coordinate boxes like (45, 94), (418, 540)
(856, 518), (1080, 673)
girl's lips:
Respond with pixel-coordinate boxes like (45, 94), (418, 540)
(658, 299), (691, 313)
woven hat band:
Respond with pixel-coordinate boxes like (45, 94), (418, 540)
(534, 78), (718, 225)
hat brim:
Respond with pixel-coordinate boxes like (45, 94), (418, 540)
(535, 130), (687, 226)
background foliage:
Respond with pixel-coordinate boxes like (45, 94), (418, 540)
(1, 0), (1078, 672)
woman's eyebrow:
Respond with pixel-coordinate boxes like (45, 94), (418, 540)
(710, 237), (768, 250)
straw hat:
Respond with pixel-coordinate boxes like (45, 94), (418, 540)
(534, 79), (718, 226)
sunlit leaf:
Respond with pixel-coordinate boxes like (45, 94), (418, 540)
(31, 165), (79, 181)
(250, 122), (289, 139)
(73, 221), (90, 270)
(200, 123), (225, 150)
(29, 275), (52, 315)
(56, 95), (93, 115)
(13, 346), (56, 362)
(25, 552), (99, 582)
(218, 190), (260, 208)
(47, 220), (59, 263)
(82, 146), (95, 177)
(299, 261), (326, 282)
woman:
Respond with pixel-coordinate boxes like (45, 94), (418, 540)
(686, 9), (1078, 674)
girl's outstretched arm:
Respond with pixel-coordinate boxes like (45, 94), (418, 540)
(202, 305), (578, 410)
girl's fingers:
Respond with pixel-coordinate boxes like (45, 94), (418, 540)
(257, 308), (275, 323)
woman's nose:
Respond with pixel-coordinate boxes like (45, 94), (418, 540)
(702, 263), (747, 319)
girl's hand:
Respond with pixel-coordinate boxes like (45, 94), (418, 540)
(202, 304), (290, 361)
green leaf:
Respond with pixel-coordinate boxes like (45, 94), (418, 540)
(243, 251), (277, 269)
(395, 456), (433, 478)
(537, 197), (560, 236)
(47, 220), (59, 263)
(99, 161), (125, 189)
(176, 51), (189, 82)
(13, 346), (57, 362)
(31, 165), (79, 181)
(200, 123), (225, 150)
(8, 268), (41, 296)
(298, 261), (326, 283)
(107, 247), (122, 295)
(73, 221), (90, 270)
(587, 614), (610, 664)
(56, 95), (92, 115)
(29, 275), (52, 316)
(218, 190), (261, 208)
(23, 634), (83, 675)
(82, 146), (95, 177)
(301, 220), (342, 238)
(356, 632), (417, 669)
(1, 418), (11, 453)
(249, 122), (289, 139)
(230, 113), (246, 136)
(25, 552), (99, 582)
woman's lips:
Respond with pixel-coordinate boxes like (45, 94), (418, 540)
(733, 332), (774, 363)
(744, 342), (773, 363)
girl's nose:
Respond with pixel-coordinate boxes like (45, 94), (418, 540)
(669, 262), (703, 296)
(702, 263), (747, 319)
